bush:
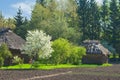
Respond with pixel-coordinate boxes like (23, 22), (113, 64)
(12, 56), (24, 68)
(12, 56), (23, 65)
(50, 38), (86, 65)
(0, 57), (4, 67)
(0, 43), (12, 67)
(68, 46), (86, 65)
(32, 61), (40, 68)
(51, 38), (71, 64)
(102, 63), (112, 67)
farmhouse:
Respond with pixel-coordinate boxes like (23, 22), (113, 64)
(0, 28), (27, 65)
(82, 40), (110, 64)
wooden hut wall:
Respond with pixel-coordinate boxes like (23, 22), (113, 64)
(82, 54), (108, 64)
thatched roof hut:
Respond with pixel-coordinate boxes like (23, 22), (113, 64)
(82, 40), (110, 64)
(0, 28), (25, 50)
(0, 28), (26, 65)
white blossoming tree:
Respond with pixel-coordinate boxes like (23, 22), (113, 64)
(23, 30), (53, 61)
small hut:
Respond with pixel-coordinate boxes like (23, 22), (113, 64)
(82, 40), (110, 64)
(0, 28), (27, 65)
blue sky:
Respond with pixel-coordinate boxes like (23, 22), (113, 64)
(0, 0), (102, 19)
(0, 0), (36, 19)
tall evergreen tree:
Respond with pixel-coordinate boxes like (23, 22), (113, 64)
(77, 0), (101, 40)
(110, 0), (119, 47)
(115, 0), (120, 57)
(77, 0), (90, 40)
(109, 0), (120, 58)
(89, 0), (101, 40)
(101, 0), (110, 41)
(14, 7), (28, 39)
(14, 7), (24, 27)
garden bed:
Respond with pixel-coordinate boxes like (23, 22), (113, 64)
(0, 64), (120, 80)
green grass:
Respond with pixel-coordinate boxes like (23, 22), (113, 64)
(1, 63), (112, 70)
(101, 63), (112, 67)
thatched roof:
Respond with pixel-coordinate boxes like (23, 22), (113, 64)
(0, 28), (25, 50)
(83, 40), (110, 56)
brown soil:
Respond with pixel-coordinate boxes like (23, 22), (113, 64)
(0, 64), (120, 80)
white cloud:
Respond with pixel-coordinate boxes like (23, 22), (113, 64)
(11, 0), (35, 18)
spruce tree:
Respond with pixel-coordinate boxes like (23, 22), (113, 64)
(89, 0), (101, 40)
(14, 7), (28, 39)
(77, 0), (90, 40)
(101, 0), (110, 41)
(110, 0), (120, 58)
(14, 7), (24, 27)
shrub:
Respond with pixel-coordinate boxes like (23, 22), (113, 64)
(68, 46), (86, 65)
(12, 56), (24, 68)
(51, 38), (71, 64)
(32, 61), (40, 68)
(0, 43), (12, 67)
(50, 38), (86, 65)
(102, 63), (112, 67)
(12, 56), (23, 65)
(0, 57), (4, 67)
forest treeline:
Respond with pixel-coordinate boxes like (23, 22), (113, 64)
(0, 0), (120, 57)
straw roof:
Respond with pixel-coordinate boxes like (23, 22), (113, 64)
(83, 40), (110, 56)
(0, 28), (25, 50)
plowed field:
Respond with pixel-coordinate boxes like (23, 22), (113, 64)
(0, 64), (120, 80)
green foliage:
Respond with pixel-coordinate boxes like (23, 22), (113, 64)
(77, 0), (90, 40)
(0, 43), (12, 67)
(12, 56), (23, 68)
(0, 43), (12, 58)
(109, 0), (120, 56)
(14, 7), (24, 27)
(32, 61), (40, 68)
(68, 46), (86, 65)
(88, 0), (101, 40)
(50, 38), (86, 65)
(31, 1), (81, 44)
(0, 57), (4, 67)
(101, 0), (110, 41)
(0, 12), (15, 29)
(102, 63), (112, 67)
(51, 38), (71, 64)
(14, 8), (29, 39)
(101, 41), (116, 54)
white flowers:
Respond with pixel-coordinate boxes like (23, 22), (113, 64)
(23, 30), (53, 59)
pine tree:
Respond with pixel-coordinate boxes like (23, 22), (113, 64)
(14, 7), (28, 39)
(110, 0), (120, 58)
(77, 0), (90, 40)
(110, 0), (119, 47)
(101, 0), (110, 41)
(14, 7), (24, 27)
(88, 0), (101, 40)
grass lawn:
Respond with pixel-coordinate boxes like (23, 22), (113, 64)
(1, 63), (112, 70)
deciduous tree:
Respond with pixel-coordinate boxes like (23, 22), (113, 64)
(23, 30), (53, 61)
